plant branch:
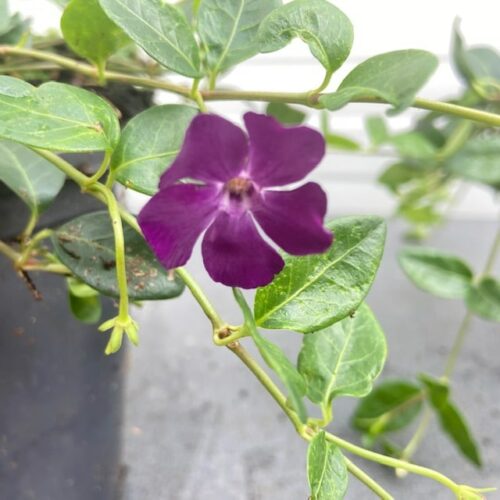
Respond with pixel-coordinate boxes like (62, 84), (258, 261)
(3, 46), (500, 127)
(400, 222), (500, 465)
(345, 457), (394, 500)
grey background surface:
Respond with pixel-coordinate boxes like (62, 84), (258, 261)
(123, 220), (500, 500)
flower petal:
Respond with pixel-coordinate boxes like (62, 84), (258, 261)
(160, 114), (248, 188)
(252, 182), (333, 255)
(202, 211), (284, 288)
(138, 184), (221, 269)
(244, 112), (325, 188)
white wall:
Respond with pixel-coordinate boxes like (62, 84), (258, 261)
(11, 0), (500, 219)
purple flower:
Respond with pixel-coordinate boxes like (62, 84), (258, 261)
(138, 112), (333, 289)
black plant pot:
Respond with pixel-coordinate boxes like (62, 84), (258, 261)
(0, 182), (126, 500)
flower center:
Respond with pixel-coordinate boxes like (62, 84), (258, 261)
(225, 177), (254, 200)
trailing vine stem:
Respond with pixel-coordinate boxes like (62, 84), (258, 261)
(2, 45), (500, 127)
(399, 222), (500, 467)
(229, 288), (489, 499)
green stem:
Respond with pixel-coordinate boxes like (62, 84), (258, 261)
(0, 240), (21, 262)
(311, 69), (334, 95)
(323, 433), (461, 496)
(19, 228), (53, 266)
(22, 263), (70, 274)
(229, 341), (304, 433)
(3, 46), (500, 127)
(397, 407), (433, 469)
(401, 222), (500, 463)
(190, 78), (207, 112)
(344, 457), (394, 500)
(85, 150), (111, 186)
(443, 310), (475, 380)
(228, 340), (468, 498)
(20, 210), (39, 242)
(91, 185), (129, 319)
(176, 267), (224, 330)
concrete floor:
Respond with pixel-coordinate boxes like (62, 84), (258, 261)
(123, 220), (500, 500)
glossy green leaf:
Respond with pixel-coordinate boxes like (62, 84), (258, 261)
(0, 139), (65, 212)
(307, 431), (348, 500)
(0, 78), (120, 152)
(254, 216), (386, 333)
(67, 277), (102, 325)
(320, 50), (438, 113)
(61, 0), (130, 72)
(399, 247), (474, 299)
(98, 0), (202, 78)
(298, 304), (386, 418)
(198, 0), (280, 77)
(352, 380), (423, 437)
(444, 136), (500, 188)
(366, 116), (388, 146)
(52, 211), (185, 300)
(266, 102), (306, 125)
(258, 0), (353, 73)
(466, 277), (500, 322)
(420, 374), (481, 466)
(111, 104), (198, 195)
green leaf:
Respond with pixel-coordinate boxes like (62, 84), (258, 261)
(307, 431), (348, 500)
(389, 132), (437, 160)
(320, 50), (438, 113)
(444, 136), (500, 188)
(352, 380), (423, 437)
(258, 0), (353, 74)
(398, 247), (474, 299)
(52, 211), (185, 301)
(266, 102), (306, 125)
(366, 116), (389, 146)
(420, 374), (481, 466)
(98, 0), (202, 78)
(67, 277), (102, 325)
(0, 78), (120, 152)
(111, 104), (198, 195)
(0, 0), (10, 34)
(0, 139), (65, 212)
(298, 304), (386, 418)
(0, 13), (29, 45)
(254, 216), (386, 333)
(452, 21), (500, 97)
(61, 0), (130, 73)
(324, 132), (360, 151)
(321, 111), (359, 150)
(378, 163), (425, 193)
(198, 0), (281, 77)
(466, 277), (500, 322)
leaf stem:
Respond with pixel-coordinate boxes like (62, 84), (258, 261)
(344, 457), (394, 500)
(85, 150), (112, 186)
(91, 184), (129, 320)
(3, 46), (500, 127)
